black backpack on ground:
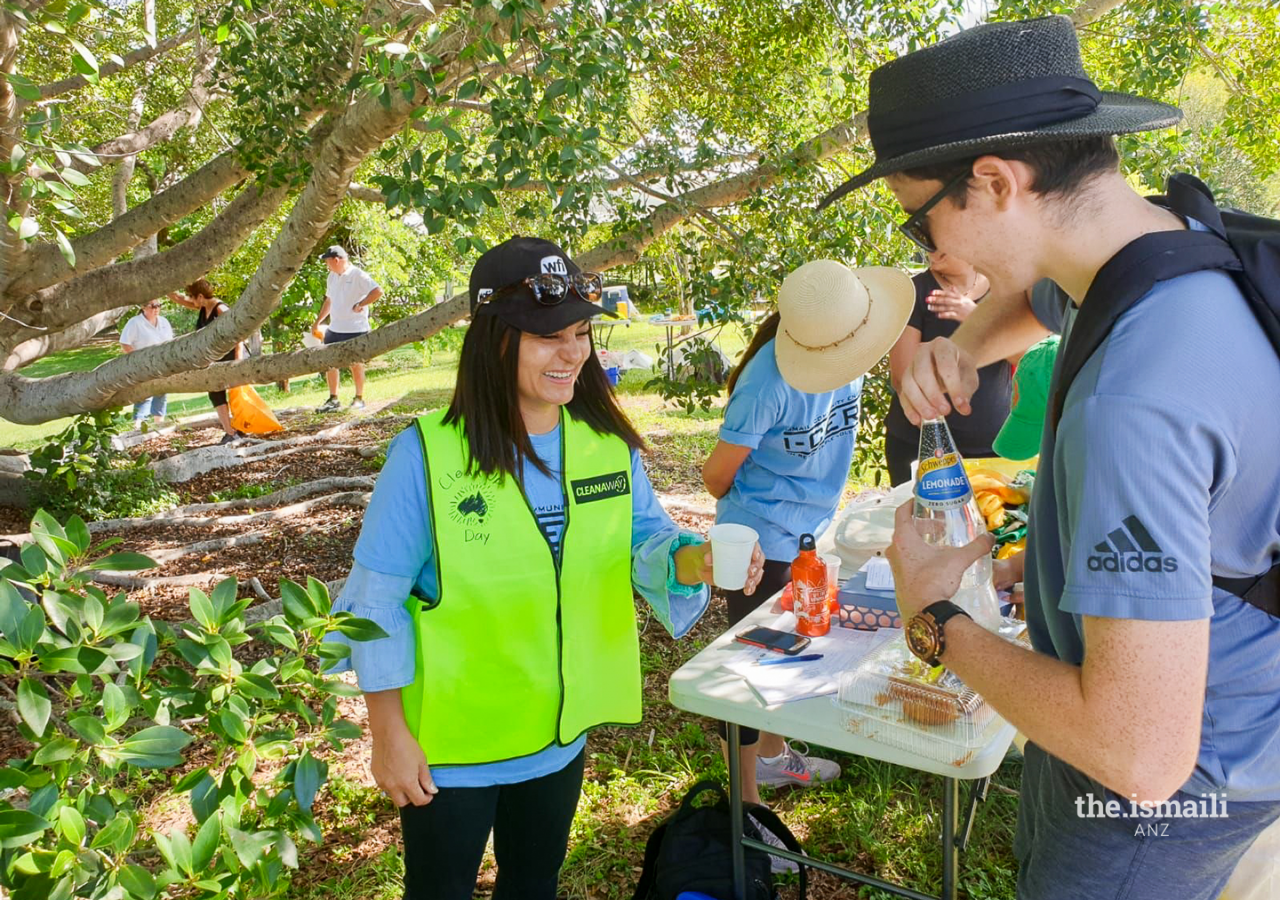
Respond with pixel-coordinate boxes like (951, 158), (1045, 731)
(1052, 173), (1280, 617)
(632, 780), (808, 900)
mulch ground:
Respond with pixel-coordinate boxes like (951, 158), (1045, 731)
(3, 409), (870, 898)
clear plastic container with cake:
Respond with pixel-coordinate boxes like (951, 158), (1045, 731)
(834, 632), (1003, 765)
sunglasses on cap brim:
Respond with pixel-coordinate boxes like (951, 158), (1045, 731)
(479, 272), (604, 308)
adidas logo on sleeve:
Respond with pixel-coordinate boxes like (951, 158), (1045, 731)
(1087, 515), (1179, 573)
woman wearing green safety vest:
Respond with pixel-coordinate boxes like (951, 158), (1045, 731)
(326, 236), (765, 900)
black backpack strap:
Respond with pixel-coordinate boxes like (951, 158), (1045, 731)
(631, 820), (667, 900)
(1050, 229), (1240, 433)
(1214, 566), (1280, 618)
(744, 804), (808, 900)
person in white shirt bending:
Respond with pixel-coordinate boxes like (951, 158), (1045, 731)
(119, 299), (175, 425)
(311, 246), (383, 412)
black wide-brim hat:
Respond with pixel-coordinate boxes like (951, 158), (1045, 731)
(818, 15), (1182, 208)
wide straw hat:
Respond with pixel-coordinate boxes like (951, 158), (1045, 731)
(818, 15), (1182, 207)
(774, 261), (914, 394)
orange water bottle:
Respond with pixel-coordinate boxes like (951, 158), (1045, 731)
(792, 533), (830, 637)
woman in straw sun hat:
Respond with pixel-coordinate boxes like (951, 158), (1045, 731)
(701, 259), (913, 829)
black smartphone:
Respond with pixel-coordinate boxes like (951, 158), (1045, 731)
(734, 626), (812, 655)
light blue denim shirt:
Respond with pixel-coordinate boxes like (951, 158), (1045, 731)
(326, 423), (708, 787)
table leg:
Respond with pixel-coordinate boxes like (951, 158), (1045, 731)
(727, 722), (746, 900)
(666, 326), (675, 379)
(942, 776), (959, 900)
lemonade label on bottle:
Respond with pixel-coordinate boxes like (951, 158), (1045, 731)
(915, 451), (972, 509)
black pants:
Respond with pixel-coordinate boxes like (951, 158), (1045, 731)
(398, 749), (585, 900)
(716, 559), (793, 746)
(885, 432), (917, 486)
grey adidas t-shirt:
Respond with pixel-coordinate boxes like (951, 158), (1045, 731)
(1024, 259), (1280, 801)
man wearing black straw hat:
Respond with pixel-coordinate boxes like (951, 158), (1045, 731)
(821, 15), (1280, 900)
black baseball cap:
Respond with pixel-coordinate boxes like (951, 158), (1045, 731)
(468, 236), (612, 335)
(320, 245), (349, 260)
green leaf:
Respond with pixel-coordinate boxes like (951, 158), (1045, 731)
(279, 579), (318, 623)
(58, 806), (85, 846)
(0, 809), (52, 848)
(32, 736), (78, 765)
(53, 228), (75, 268)
(332, 615), (390, 642)
(118, 863), (157, 900)
(17, 602), (45, 651)
(63, 515), (90, 554)
(190, 811), (221, 872)
(86, 551), (155, 571)
(234, 672), (280, 701)
(102, 682), (129, 731)
(173, 766), (210, 793)
(38, 645), (109, 675)
(16, 216), (39, 240)
(17, 677), (51, 736)
(306, 576), (332, 614)
(68, 38), (99, 74)
(5, 73), (41, 102)
(117, 725), (192, 768)
(226, 825), (274, 868)
(218, 702), (249, 744)
(189, 588), (216, 631)
(210, 577), (237, 622)
(293, 750), (324, 813)
(69, 715), (106, 746)
(166, 826), (193, 875)
(90, 813), (135, 852)
(99, 600), (140, 638)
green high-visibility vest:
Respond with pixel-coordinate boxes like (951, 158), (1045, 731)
(401, 408), (641, 767)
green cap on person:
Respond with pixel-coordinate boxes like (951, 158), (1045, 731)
(993, 335), (1061, 461)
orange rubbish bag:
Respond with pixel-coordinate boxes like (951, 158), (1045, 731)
(227, 385), (284, 434)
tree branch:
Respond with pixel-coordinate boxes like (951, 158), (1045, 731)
(2, 305), (130, 372)
(37, 25), (200, 101)
(10, 151), (250, 299)
(12, 177), (288, 342)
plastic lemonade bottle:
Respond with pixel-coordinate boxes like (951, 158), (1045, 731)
(913, 418), (1003, 630)
(792, 533), (830, 637)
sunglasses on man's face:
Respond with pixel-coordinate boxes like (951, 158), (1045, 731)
(483, 272), (604, 307)
(145, 303), (162, 310)
(897, 170), (969, 254)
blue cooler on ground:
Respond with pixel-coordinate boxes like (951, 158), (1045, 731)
(602, 285), (631, 316)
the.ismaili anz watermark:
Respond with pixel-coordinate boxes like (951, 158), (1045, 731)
(1075, 792), (1229, 837)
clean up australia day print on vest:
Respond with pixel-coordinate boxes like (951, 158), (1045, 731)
(438, 468), (497, 544)
(915, 451), (971, 511)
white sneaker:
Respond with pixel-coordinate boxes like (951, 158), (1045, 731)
(755, 741), (841, 788)
(748, 813), (800, 874)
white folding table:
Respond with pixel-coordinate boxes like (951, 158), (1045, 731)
(668, 595), (1016, 900)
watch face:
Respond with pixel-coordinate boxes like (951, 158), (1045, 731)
(905, 616), (937, 660)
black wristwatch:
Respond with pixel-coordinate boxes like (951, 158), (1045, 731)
(904, 600), (971, 667)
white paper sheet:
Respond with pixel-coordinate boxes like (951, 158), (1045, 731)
(723, 614), (900, 706)
(861, 557), (896, 591)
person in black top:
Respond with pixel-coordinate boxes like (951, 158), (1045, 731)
(169, 279), (245, 445)
(883, 251), (1011, 483)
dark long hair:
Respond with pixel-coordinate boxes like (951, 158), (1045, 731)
(726, 310), (780, 395)
(444, 315), (645, 481)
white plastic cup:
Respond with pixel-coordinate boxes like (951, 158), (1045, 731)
(708, 523), (758, 590)
(821, 554), (843, 587)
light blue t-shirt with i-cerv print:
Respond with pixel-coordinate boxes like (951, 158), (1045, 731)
(716, 339), (863, 562)
(325, 423), (709, 789)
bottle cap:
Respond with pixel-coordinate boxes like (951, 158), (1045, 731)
(799, 533), (816, 552)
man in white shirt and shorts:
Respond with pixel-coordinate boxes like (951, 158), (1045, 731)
(119, 298), (176, 424)
(313, 246), (382, 412)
